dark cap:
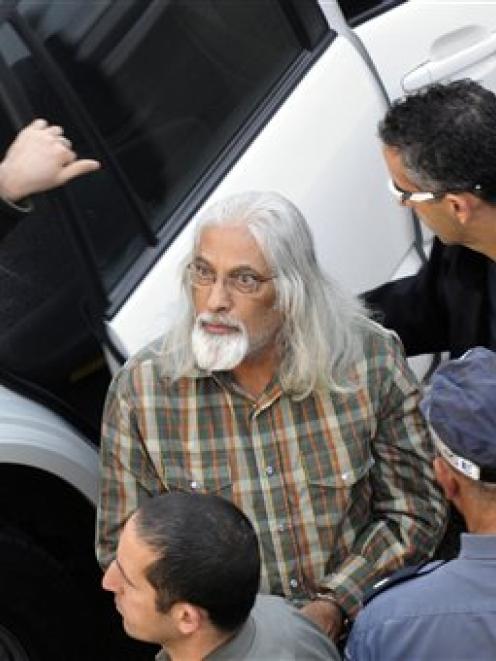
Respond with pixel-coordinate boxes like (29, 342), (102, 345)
(420, 347), (496, 483)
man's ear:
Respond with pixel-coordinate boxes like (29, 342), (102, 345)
(170, 602), (203, 635)
(444, 192), (474, 225)
(434, 456), (460, 501)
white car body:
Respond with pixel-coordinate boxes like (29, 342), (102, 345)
(1, 1), (496, 656)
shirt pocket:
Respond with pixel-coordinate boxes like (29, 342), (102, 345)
(300, 431), (374, 527)
(163, 455), (232, 496)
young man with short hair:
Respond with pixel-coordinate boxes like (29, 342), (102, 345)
(103, 492), (340, 661)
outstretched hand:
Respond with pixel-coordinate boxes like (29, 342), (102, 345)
(0, 118), (100, 202)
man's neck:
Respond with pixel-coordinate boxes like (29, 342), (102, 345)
(462, 206), (496, 261)
(165, 627), (235, 661)
(231, 348), (279, 399)
(458, 495), (496, 534)
(465, 517), (496, 535)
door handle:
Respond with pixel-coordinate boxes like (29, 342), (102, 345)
(402, 31), (496, 92)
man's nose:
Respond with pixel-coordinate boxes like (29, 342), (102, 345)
(102, 561), (119, 592)
(206, 276), (232, 312)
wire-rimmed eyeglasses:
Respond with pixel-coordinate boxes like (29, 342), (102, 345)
(187, 260), (276, 295)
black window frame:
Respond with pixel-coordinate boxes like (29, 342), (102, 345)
(339, 0), (408, 27)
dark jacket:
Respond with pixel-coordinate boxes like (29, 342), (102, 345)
(363, 239), (491, 357)
(0, 196), (30, 241)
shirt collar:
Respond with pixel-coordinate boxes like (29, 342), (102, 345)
(154, 617), (256, 661)
(211, 371), (283, 409)
(205, 616), (256, 660)
(459, 533), (496, 559)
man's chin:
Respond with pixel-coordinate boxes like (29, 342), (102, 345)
(196, 355), (245, 372)
(192, 328), (248, 371)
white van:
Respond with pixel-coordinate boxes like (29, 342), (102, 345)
(0, 0), (495, 658)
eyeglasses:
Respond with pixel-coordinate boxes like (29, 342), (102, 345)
(187, 261), (276, 295)
(388, 178), (445, 204)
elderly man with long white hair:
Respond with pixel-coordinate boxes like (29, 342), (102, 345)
(97, 191), (446, 641)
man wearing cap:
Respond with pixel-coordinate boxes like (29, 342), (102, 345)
(345, 346), (496, 661)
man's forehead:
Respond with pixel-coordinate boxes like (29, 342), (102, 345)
(195, 224), (268, 269)
(116, 515), (157, 585)
(383, 146), (417, 188)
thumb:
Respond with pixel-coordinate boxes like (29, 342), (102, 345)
(57, 158), (101, 184)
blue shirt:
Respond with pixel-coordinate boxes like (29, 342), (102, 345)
(345, 534), (496, 661)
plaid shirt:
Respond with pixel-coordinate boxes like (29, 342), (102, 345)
(97, 324), (447, 617)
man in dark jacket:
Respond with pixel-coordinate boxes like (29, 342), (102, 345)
(364, 80), (496, 357)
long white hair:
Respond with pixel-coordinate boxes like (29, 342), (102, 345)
(162, 191), (372, 399)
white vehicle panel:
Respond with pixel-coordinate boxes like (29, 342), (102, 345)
(109, 34), (415, 357)
(354, 1), (496, 280)
(0, 386), (99, 503)
(355, 1), (496, 102)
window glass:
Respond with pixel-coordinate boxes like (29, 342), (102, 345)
(0, 113), (109, 430)
(17, 0), (315, 287)
(0, 23), (115, 430)
(0, 17), (151, 294)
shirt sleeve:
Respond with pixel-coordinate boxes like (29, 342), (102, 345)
(95, 364), (165, 568)
(319, 330), (448, 617)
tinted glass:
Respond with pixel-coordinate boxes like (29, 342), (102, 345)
(0, 22), (114, 431)
(18, 0), (307, 289)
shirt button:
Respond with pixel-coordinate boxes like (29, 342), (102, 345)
(266, 465), (275, 476)
(290, 578), (298, 589)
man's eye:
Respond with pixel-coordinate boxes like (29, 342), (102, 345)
(195, 264), (213, 278)
(235, 272), (257, 286)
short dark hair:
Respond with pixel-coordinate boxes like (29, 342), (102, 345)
(379, 79), (496, 204)
(134, 492), (260, 632)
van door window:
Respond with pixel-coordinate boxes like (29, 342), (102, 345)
(16, 0), (328, 300)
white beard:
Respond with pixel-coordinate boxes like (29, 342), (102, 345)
(192, 313), (249, 371)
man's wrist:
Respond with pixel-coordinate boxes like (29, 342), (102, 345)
(314, 590), (349, 622)
(315, 591), (339, 606)
(0, 162), (21, 203)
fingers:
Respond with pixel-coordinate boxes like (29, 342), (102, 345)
(58, 136), (72, 149)
(30, 118), (101, 176)
(46, 124), (64, 137)
(26, 119), (72, 148)
(29, 118), (48, 130)
(4, 118), (101, 196)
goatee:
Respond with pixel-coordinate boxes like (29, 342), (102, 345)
(192, 313), (249, 371)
